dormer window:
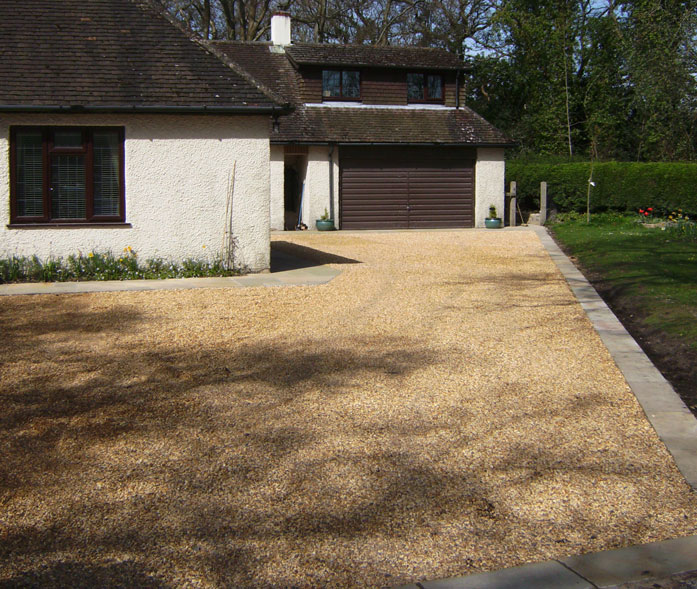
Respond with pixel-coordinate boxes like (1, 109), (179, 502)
(322, 69), (361, 100)
(407, 73), (443, 103)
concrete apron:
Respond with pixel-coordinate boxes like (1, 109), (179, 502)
(0, 254), (340, 296)
(400, 226), (697, 589)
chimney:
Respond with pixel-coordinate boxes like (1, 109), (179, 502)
(271, 11), (291, 46)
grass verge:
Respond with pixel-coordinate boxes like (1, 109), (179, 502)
(549, 211), (697, 412)
(549, 212), (697, 346)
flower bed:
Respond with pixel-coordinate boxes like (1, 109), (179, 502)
(0, 247), (237, 284)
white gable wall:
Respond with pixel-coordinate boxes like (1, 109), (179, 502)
(270, 144), (285, 230)
(474, 148), (505, 227)
(302, 146), (340, 228)
(0, 114), (271, 272)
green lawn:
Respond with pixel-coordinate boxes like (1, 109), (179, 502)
(549, 213), (697, 348)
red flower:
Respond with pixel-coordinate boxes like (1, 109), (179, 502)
(647, 207), (653, 212)
(639, 209), (644, 213)
(644, 211), (649, 216)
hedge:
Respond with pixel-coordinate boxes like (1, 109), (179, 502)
(506, 160), (697, 214)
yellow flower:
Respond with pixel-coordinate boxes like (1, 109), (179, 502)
(88, 252), (94, 258)
(202, 245), (206, 249)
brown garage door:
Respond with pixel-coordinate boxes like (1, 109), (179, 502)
(340, 146), (475, 229)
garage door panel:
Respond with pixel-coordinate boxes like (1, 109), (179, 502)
(343, 218), (409, 229)
(410, 219), (472, 227)
(341, 147), (474, 230)
(408, 189), (471, 197)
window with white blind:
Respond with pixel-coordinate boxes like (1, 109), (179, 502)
(10, 127), (125, 224)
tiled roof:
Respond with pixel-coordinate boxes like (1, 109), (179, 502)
(285, 43), (466, 70)
(0, 0), (284, 110)
(217, 41), (511, 146)
(273, 106), (513, 145)
(213, 42), (302, 103)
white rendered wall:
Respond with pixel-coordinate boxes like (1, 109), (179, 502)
(269, 145), (285, 231)
(0, 114), (271, 272)
(474, 148), (505, 227)
(302, 145), (339, 229)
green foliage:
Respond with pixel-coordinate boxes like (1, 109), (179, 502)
(506, 159), (697, 214)
(665, 221), (697, 243)
(469, 0), (697, 161)
(549, 213), (697, 346)
(621, 0), (697, 161)
(0, 249), (237, 284)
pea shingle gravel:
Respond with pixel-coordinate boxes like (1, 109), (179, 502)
(1, 230), (696, 588)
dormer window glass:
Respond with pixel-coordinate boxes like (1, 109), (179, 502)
(322, 70), (360, 100)
(407, 73), (443, 103)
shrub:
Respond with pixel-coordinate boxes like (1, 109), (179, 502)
(0, 249), (237, 284)
(506, 159), (697, 215)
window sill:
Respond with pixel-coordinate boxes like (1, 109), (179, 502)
(7, 223), (132, 229)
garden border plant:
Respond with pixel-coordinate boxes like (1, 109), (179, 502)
(0, 247), (238, 284)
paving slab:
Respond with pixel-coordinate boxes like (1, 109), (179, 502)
(532, 226), (697, 491)
(628, 381), (695, 414)
(400, 537), (697, 589)
(562, 535), (697, 587)
(609, 569), (697, 588)
(0, 253), (340, 296)
(594, 332), (644, 354)
(407, 560), (591, 589)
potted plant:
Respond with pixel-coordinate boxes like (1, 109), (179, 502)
(316, 208), (335, 231)
(485, 204), (502, 229)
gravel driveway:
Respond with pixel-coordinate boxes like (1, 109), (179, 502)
(1, 229), (696, 587)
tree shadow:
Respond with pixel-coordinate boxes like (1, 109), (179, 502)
(437, 271), (580, 311)
(0, 296), (692, 586)
(0, 561), (166, 589)
(0, 300), (144, 355)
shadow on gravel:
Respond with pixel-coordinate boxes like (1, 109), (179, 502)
(0, 327), (451, 585)
(0, 561), (165, 589)
(271, 241), (361, 272)
(0, 288), (690, 586)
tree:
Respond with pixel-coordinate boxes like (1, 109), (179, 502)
(619, 0), (697, 160)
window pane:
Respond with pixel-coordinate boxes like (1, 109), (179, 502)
(16, 131), (44, 217)
(407, 73), (424, 101)
(342, 71), (360, 98)
(322, 70), (341, 98)
(51, 155), (85, 219)
(53, 130), (83, 149)
(427, 75), (443, 100)
(93, 131), (120, 216)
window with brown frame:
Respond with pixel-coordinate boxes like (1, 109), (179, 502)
(407, 73), (444, 103)
(10, 126), (125, 225)
(322, 69), (361, 100)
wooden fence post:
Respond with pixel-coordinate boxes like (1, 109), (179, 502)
(507, 181), (517, 227)
(540, 182), (547, 225)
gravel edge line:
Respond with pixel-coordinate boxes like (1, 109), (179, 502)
(531, 225), (697, 492)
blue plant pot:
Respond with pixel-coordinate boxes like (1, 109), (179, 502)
(485, 218), (502, 229)
(316, 219), (335, 231)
